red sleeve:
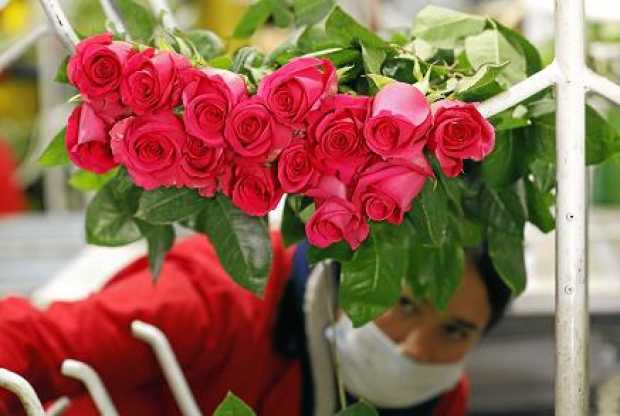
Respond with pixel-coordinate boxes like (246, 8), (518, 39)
(434, 375), (470, 416)
(0, 138), (26, 216)
(0, 232), (292, 414)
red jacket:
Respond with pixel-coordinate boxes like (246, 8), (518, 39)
(0, 234), (468, 415)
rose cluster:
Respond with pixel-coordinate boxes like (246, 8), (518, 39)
(65, 33), (495, 250)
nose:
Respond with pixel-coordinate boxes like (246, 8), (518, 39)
(399, 326), (436, 363)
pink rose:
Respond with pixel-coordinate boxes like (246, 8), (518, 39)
(257, 57), (337, 128)
(352, 159), (431, 224)
(68, 33), (134, 99)
(364, 82), (432, 159)
(428, 100), (495, 177)
(308, 94), (371, 184)
(224, 96), (291, 161)
(305, 197), (369, 250)
(65, 103), (117, 174)
(177, 135), (225, 192)
(110, 112), (186, 190)
(277, 140), (320, 193)
(121, 49), (191, 115)
(182, 67), (248, 147)
(305, 175), (347, 203)
(88, 92), (130, 125)
(225, 162), (283, 216)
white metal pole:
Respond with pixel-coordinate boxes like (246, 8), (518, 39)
(147, 0), (177, 31)
(0, 25), (49, 73)
(131, 321), (202, 416)
(37, 0), (79, 50)
(98, 0), (128, 37)
(0, 369), (45, 416)
(554, 0), (589, 414)
(61, 360), (119, 416)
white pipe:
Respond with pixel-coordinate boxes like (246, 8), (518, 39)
(0, 369), (45, 416)
(131, 321), (201, 416)
(37, 0), (79, 50)
(61, 360), (119, 416)
(45, 397), (70, 416)
(477, 64), (558, 119)
(0, 25), (49, 73)
(554, 0), (589, 414)
(98, 0), (128, 37)
(147, 0), (177, 30)
(586, 68), (620, 106)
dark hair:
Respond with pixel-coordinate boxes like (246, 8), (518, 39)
(467, 245), (513, 332)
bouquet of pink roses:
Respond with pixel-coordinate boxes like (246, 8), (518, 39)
(40, 2), (620, 329)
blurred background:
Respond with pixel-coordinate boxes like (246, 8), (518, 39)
(1, 0), (620, 414)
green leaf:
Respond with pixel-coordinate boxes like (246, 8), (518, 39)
(233, 0), (273, 38)
(412, 6), (486, 48)
(186, 30), (225, 60)
(272, 1), (294, 28)
(366, 74), (396, 90)
(209, 55), (234, 70)
(480, 186), (526, 237)
(496, 21), (543, 76)
(340, 222), (409, 327)
(54, 55), (70, 84)
(135, 188), (209, 225)
(213, 392), (256, 416)
(449, 213), (483, 247)
(360, 41), (386, 75)
(408, 181), (449, 247)
(489, 105), (531, 131)
(307, 241), (353, 264)
(136, 220), (175, 279)
(465, 29), (527, 87)
(281, 196), (307, 247)
(488, 228), (526, 294)
(408, 241), (465, 310)
(454, 62), (508, 101)
(325, 6), (386, 49)
(38, 128), (69, 167)
(116, 0), (156, 42)
(481, 130), (525, 188)
(335, 402), (378, 416)
(69, 168), (118, 192)
(194, 196), (272, 294)
(293, 0), (335, 26)
(525, 177), (555, 233)
(85, 170), (143, 247)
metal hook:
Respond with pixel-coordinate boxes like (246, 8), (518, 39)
(60, 360), (119, 416)
(131, 321), (201, 416)
(98, 0), (128, 37)
(37, 0), (79, 50)
(147, 0), (178, 31)
(0, 369), (45, 416)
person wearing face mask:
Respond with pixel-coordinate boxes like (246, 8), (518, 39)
(0, 232), (510, 415)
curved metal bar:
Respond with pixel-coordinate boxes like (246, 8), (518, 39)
(98, 0), (128, 37)
(131, 321), (201, 416)
(0, 369), (45, 416)
(0, 25), (50, 73)
(45, 397), (70, 416)
(38, 0), (79, 50)
(147, 0), (177, 30)
(586, 68), (620, 106)
(60, 360), (119, 416)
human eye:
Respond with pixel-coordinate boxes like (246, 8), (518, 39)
(398, 296), (422, 316)
(442, 323), (471, 342)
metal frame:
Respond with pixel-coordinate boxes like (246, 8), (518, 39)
(61, 360), (119, 416)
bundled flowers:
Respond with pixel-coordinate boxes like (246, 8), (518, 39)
(65, 33), (495, 250)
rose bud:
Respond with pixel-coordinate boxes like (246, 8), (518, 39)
(305, 197), (369, 250)
(182, 67), (248, 147)
(68, 33), (134, 100)
(65, 103), (117, 174)
(307, 94), (371, 184)
(428, 100), (495, 177)
(121, 49), (191, 115)
(364, 81), (432, 159)
(225, 162), (283, 217)
(352, 159), (432, 224)
(257, 57), (337, 128)
(110, 112), (186, 190)
(224, 96), (291, 162)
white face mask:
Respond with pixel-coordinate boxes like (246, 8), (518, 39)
(326, 314), (465, 409)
